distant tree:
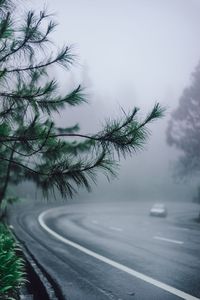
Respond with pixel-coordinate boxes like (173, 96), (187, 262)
(166, 61), (200, 220)
(0, 0), (164, 217)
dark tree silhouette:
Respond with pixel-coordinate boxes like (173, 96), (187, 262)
(167, 61), (200, 220)
(167, 62), (200, 175)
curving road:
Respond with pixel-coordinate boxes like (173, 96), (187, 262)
(10, 200), (200, 300)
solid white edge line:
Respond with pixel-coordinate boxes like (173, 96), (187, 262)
(38, 209), (199, 300)
(154, 236), (184, 245)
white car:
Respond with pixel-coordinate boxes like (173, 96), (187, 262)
(149, 203), (167, 217)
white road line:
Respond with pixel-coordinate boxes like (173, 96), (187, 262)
(154, 236), (184, 245)
(38, 210), (199, 300)
(109, 226), (123, 232)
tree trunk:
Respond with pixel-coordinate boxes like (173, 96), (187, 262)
(0, 146), (15, 218)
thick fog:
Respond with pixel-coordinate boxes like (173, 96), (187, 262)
(21, 0), (200, 202)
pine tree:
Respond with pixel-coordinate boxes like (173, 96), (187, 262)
(167, 61), (200, 177)
(0, 0), (164, 214)
(166, 61), (200, 220)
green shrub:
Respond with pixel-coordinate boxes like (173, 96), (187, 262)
(0, 224), (26, 300)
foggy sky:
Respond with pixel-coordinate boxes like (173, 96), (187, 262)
(27, 0), (200, 202)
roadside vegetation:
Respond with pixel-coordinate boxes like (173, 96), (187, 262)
(0, 224), (26, 299)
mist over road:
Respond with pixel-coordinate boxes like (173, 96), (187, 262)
(10, 200), (200, 300)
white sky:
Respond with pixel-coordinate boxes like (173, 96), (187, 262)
(44, 0), (200, 108)
(28, 0), (200, 201)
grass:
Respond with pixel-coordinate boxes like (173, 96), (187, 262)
(0, 224), (26, 300)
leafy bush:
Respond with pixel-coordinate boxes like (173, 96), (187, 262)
(0, 224), (26, 300)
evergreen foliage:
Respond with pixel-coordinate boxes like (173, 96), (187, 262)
(167, 61), (200, 220)
(0, 224), (26, 299)
(0, 0), (164, 206)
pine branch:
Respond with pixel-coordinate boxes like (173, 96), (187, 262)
(2, 122), (53, 157)
(0, 149), (117, 198)
(0, 9), (53, 62)
(0, 101), (14, 117)
(6, 45), (74, 73)
(38, 85), (86, 106)
(0, 11), (12, 39)
(0, 80), (57, 100)
(139, 103), (165, 127)
(0, 104), (164, 150)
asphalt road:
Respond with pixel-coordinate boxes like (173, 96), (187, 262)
(10, 200), (200, 300)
